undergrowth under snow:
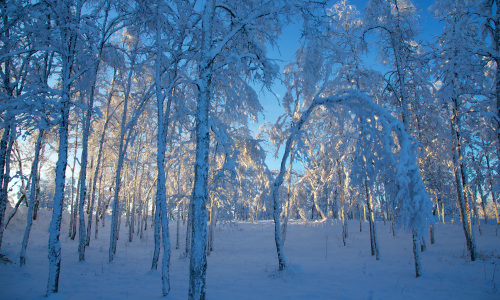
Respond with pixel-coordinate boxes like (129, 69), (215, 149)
(1, 206), (499, 299)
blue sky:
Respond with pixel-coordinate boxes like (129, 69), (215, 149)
(255, 0), (442, 171)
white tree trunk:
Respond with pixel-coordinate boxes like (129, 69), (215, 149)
(188, 3), (216, 299)
(109, 39), (139, 262)
(68, 124), (79, 240)
(451, 103), (477, 261)
(47, 52), (73, 295)
(20, 130), (44, 266)
(339, 166), (348, 246)
(153, 4), (172, 293)
(77, 2), (111, 257)
(365, 180), (380, 260)
(77, 102), (92, 261)
(46, 1), (81, 290)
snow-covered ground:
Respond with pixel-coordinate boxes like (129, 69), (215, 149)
(1, 207), (499, 299)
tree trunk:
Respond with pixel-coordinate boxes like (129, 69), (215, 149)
(365, 180), (379, 260)
(339, 165), (347, 246)
(0, 9), (14, 248)
(5, 193), (26, 229)
(0, 124), (14, 248)
(47, 14), (76, 291)
(451, 106), (477, 261)
(440, 197), (445, 224)
(281, 152), (293, 244)
(20, 130), (44, 265)
(486, 155), (500, 225)
(77, 116), (91, 260)
(188, 1), (215, 299)
(478, 183), (488, 224)
(313, 189), (327, 220)
(33, 161), (42, 220)
(176, 202), (181, 250)
(470, 185), (482, 236)
(412, 230), (422, 277)
(151, 179), (162, 269)
(152, 3), (182, 294)
(109, 39), (138, 262)
(185, 200), (192, 256)
(429, 225), (435, 245)
(207, 200), (215, 254)
(95, 165), (104, 239)
(129, 196), (135, 243)
(77, 64), (99, 261)
(90, 70), (116, 244)
(69, 124), (79, 240)
(4, 142), (29, 229)
(357, 201), (362, 232)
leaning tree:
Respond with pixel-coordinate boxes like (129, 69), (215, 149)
(271, 89), (433, 277)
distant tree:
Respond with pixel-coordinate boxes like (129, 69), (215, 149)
(108, 31), (154, 262)
(76, 0), (124, 262)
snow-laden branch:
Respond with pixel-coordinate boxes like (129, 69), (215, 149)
(208, 1), (286, 62)
(272, 89), (432, 270)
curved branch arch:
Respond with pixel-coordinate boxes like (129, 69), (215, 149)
(272, 89), (432, 271)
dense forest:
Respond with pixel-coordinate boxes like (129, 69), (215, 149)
(1, 0), (499, 299)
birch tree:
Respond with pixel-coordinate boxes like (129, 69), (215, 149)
(271, 90), (432, 276)
(76, 0), (124, 262)
(108, 28), (154, 262)
(431, 0), (489, 261)
(188, 0), (292, 297)
(20, 130), (44, 266)
(45, 0), (85, 294)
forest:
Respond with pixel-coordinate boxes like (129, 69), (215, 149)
(0, 0), (499, 299)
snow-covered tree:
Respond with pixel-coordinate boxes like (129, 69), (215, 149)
(45, 0), (86, 294)
(430, 0), (492, 261)
(187, 0), (293, 297)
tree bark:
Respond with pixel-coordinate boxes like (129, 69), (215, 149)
(451, 104), (477, 261)
(365, 180), (380, 260)
(47, 7), (77, 289)
(20, 130), (44, 265)
(412, 230), (421, 277)
(69, 123), (79, 240)
(109, 38), (139, 262)
(188, 0), (214, 294)
(0, 124), (14, 248)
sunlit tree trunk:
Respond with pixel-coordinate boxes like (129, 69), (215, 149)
(339, 164), (348, 246)
(109, 51), (136, 262)
(451, 103), (477, 261)
(281, 150), (293, 244)
(78, 0), (113, 260)
(86, 80), (114, 245)
(20, 130), (44, 265)
(365, 180), (379, 260)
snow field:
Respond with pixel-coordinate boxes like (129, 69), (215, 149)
(0, 206), (499, 299)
